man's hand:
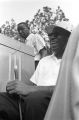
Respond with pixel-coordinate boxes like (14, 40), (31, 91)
(6, 80), (33, 96)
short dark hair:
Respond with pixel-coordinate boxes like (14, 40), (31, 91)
(17, 22), (30, 39)
(17, 22), (29, 32)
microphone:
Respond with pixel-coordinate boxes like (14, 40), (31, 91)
(14, 65), (18, 80)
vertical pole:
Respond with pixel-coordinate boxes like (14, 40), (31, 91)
(18, 54), (22, 120)
(14, 54), (22, 120)
(9, 53), (11, 81)
(19, 55), (21, 81)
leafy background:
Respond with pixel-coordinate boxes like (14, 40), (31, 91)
(0, 6), (69, 43)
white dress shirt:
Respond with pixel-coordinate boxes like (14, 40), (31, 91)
(30, 54), (61, 86)
(26, 33), (45, 61)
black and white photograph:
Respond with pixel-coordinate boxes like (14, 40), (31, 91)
(0, 0), (79, 120)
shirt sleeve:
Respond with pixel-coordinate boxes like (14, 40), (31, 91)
(26, 34), (34, 47)
(26, 34), (46, 58)
(30, 60), (41, 85)
(35, 34), (46, 52)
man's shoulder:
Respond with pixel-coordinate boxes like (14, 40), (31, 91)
(39, 55), (51, 63)
(26, 33), (35, 44)
(40, 55), (58, 62)
(35, 33), (44, 40)
(27, 33), (35, 39)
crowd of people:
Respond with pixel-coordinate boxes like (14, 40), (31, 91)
(1, 19), (79, 120)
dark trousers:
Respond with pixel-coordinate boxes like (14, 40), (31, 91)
(0, 91), (52, 120)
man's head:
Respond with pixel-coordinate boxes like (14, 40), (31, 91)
(17, 22), (30, 39)
(46, 21), (73, 59)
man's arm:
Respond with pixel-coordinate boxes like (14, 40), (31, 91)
(30, 84), (55, 93)
(6, 80), (55, 96)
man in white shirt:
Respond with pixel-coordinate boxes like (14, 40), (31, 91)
(0, 21), (71, 120)
(15, 22), (48, 69)
(30, 54), (61, 86)
(26, 32), (48, 69)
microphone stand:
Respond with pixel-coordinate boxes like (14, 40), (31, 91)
(14, 64), (22, 120)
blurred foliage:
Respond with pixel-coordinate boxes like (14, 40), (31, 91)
(1, 19), (18, 38)
(29, 6), (69, 32)
(0, 6), (69, 43)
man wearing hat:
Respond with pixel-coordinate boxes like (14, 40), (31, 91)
(0, 21), (72, 120)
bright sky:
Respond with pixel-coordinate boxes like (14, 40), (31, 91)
(0, 0), (79, 27)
